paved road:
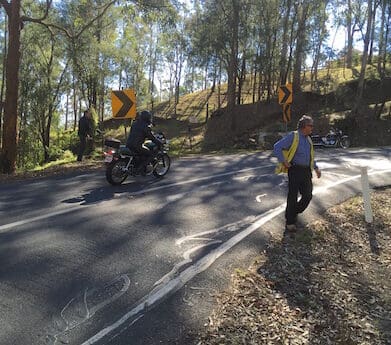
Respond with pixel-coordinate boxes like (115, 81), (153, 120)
(1, 148), (390, 345)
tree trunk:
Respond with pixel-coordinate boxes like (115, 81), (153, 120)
(368, 3), (377, 64)
(353, 0), (373, 114)
(73, 73), (77, 131)
(382, 5), (390, 75)
(1, 0), (21, 174)
(227, 0), (239, 113)
(252, 67), (257, 104)
(237, 56), (245, 105)
(377, 0), (387, 76)
(292, 2), (309, 93)
(65, 91), (69, 130)
(311, 5), (327, 90)
(346, 0), (353, 68)
(217, 60), (222, 108)
(0, 13), (7, 150)
(44, 107), (53, 162)
(279, 0), (292, 85)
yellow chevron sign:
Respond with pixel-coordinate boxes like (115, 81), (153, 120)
(278, 83), (293, 104)
(111, 89), (136, 119)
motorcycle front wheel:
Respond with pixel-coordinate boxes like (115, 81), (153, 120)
(106, 160), (129, 185)
(153, 153), (171, 177)
(339, 137), (350, 149)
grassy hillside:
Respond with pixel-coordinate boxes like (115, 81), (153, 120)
(103, 64), (391, 155)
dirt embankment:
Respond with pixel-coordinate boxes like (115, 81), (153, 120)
(196, 188), (391, 345)
(203, 79), (391, 150)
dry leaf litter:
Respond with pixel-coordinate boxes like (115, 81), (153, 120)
(197, 187), (391, 345)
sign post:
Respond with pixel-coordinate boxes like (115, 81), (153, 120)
(282, 103), (291, 123)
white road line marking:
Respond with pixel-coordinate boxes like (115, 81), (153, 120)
(176, 215), (259, 246)
(256, 194), (267, 203)
(0, 206), (87, 232)
(80, 169), (391, 344)
(80, 205), (286, 345)
(322, 171), (351, 178)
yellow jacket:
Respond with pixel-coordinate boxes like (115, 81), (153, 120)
(275, 131), (314, 174)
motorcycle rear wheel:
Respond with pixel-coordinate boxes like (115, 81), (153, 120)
(106, 160), (129, 185)
(339, 137), (350, 149)
(153, 153), (171, 177)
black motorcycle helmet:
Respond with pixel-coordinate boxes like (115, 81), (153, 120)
(139, 110), (153, 125)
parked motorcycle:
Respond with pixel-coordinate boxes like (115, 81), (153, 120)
(311, 128), (350, 149)
(103, 132), (171, 185)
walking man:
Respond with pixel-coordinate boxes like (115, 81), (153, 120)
(274, 115), (321, 231)
(77, 109), (93, 162)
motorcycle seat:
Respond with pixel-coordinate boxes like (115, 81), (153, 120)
(119, 146), (133, 155)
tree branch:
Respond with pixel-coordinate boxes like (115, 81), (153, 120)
(74, 0), (116, 39)
(21, 0), (52, 23)
(22, 0), (116, 40)
(24, 0), (117, 39)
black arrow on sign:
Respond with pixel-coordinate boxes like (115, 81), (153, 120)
(280, 86), (291, 104)
(113, 91), (134, 118)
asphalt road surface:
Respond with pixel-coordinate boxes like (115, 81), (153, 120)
(1, 148), (390, 345)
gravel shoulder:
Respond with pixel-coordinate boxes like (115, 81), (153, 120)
(197, 187), (391, 345)
(0, 160), (104, 183)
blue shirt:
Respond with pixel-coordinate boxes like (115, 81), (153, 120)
(273, 131), (318, 169)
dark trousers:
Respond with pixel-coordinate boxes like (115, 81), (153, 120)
(286, 166), (313, 225)
(131, 146), (154, 170)
(77, 135), (87, 161)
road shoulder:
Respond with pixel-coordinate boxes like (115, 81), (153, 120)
(196, 187), (391, 344)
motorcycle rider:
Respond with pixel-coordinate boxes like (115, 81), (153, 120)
(126, 110), (163, 175)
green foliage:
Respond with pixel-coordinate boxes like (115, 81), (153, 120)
(2, 0), (390, 174)
(32, 150), (76, 172)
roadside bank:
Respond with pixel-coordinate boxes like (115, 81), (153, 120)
(197, 187), (391, 345)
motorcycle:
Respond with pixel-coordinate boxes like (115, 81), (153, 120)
(311, 128), (350, 149)
(103, 132), (171, 185)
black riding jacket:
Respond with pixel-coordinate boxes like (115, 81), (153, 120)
(126, 119), (161, 149)
(78, 115), (93, 137)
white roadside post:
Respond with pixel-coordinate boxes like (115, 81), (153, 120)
(360, 166), (373, 223)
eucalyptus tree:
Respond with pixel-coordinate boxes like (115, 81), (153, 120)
(0, 10), (6, 149)
(20, 16), (69, 162)
(291, 0), (313, 92)
(279, 0), (293, 85)
(193, 0), (254, 114)
(113, 1), (178, 110)
(187, 3), (219, 93)
(160, 15), (187, 113)
(56, 0), (118, 125)
(308, 0), (330, 90)
(332, 0), (367, 68)
(377, 0), (390, 77)
(0, 0), (51, 173)
(354, 0), (375, 114)
(252, 0), (282, 102)
(181, 2), (208, 95)
(0, 0), (116, 173)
